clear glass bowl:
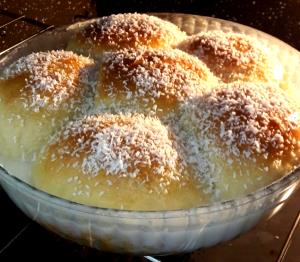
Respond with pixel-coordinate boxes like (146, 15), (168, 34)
(0, 13), (300, 255)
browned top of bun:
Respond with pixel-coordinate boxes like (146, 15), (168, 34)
(178, 31), (278, 83)
(45, 114), (183, 182)
(99, 48), (216, 111)
(0, 50), (94, 112)
(194, 82), (300, 170)
(75, 13), (186, 50)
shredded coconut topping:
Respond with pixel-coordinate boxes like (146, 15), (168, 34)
(49, 114), (182, 180)
(178, 31), (276, 82)
(194, 83), (300, 167)
(77, 13), (186, 49)
(1, 50), (94, 112)
(100, 48), (216, 111)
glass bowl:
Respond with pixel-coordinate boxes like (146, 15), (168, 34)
(0, 13), (300, 255)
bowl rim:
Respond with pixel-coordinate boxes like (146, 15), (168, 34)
(154, 13), (300, 52)
(0, 13), (300, 219)
(1, 164), (299, 219)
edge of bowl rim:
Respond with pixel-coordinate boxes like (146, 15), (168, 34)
(1, 164), (299, 219)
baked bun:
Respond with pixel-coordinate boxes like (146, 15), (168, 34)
(0, 50), (94, 160)
(178, 31), (283, 84)
(31, 114), (209, 210)
(67, 13), (187, 58)
(96, 48), (218, 117)
(181, 82), (300, 200)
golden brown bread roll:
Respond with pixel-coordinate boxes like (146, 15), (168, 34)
(177, 31), (283, 84)
(67, 13), (187, 58)
(96, 48), (218, 117)
(179, 82), (300, 200)
(0, 50), (95, 160)
(31, 114), (210, 210)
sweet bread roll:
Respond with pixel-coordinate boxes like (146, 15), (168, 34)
(96, 48), (218, 117)
(67, 13), (187, 58)
(31, 114), (210, 211)
(178, 31), (283, 84)
(0, 50), (94, 160)
(181, 82), (300, 200)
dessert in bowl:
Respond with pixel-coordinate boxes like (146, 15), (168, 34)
(0, 13), (299, 255)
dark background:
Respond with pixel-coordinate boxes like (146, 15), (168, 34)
(0, 0), (300, 261)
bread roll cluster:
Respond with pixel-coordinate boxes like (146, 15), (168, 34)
(1, 13), (299, 210)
